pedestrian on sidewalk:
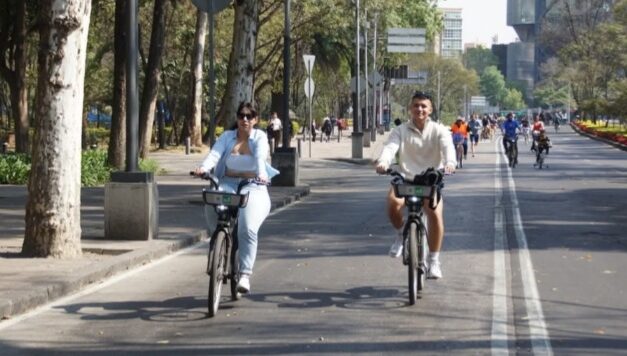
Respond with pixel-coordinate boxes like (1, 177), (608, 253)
(375, 91), (456, 279)
(193, 102), (279, 294)
(269, 112), (282, 150)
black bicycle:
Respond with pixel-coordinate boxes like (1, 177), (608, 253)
(386, 168), (444, 305)
(504, 135), (519, 168)
(192, 172), (260, 317)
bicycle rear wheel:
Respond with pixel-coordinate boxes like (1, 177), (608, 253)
(208, 231), (227, 317)
(456, 145), (463, 168)
(407, 222), (420, 305)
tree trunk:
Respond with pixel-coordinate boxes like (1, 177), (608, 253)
(216, 0), (259, 129)
(108, 0), (126, 169)
(2, 0), (30, 154)
(22, 0), (92, 258)
(138, 0), (167, 158)
(187, 9), (208, 147)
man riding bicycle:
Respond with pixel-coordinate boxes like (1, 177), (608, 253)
(501, 112), (520, 162)
(375, 91), (456, 279)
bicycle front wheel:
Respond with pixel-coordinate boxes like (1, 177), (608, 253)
(408, 222), (420, 305)
(229, 239), (241, 301)
(208, 231), (227, 317)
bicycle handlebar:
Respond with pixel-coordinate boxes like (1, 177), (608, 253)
(190, 171), (269, 193)
(384, 168), (445, 209)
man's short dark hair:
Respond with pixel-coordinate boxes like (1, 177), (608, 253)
(412, 91), (433, 104)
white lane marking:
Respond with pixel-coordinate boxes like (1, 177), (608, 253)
(0, 239), (208, 332)
(492, 140), (509, 356)
(502, 145), (554, 355)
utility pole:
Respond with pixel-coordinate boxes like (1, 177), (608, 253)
(371, 12), (378, 142)
(351, 0), (363, 159)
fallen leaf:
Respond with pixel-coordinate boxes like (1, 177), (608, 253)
(594, 328), (606, 335)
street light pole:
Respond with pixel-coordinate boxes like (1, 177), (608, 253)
(126, 0), (139, 172)
(351, 0), (363, 159)
(282, 0), (291, 148)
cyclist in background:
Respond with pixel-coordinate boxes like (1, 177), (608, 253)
(375, 91), (456, 279)
(531, 114), (545, 152)
(501, 112), (520, 157)
(535, 129), (552, 163)
(451, 117), (469, 159)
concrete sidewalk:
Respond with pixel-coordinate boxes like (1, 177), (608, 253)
(0, 128), (389, 321)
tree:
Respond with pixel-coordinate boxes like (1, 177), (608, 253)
(0, 0), (30, 153)
(185, 9), (208, 148)
(480, 66), (507, 107)
(138, 0), (168, 158)
(501, 88), (525, 110)
(462, 46), (498, 76)
(216, 0), (259, 130)
(22, 0), (92, 258)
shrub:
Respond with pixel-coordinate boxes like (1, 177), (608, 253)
(81, 149), (113, 187)
(0, 153), (31, 184)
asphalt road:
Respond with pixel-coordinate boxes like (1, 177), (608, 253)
(0, 126), (625, 355)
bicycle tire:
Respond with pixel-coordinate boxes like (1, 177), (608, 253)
(417, 222), (427, 291)
(456, 145), (463, 169)
(208, 231), (227, 317)
(408, 221), (419, 305)
(229, 242), (241, 301)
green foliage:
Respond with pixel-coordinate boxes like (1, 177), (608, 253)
(0, 153), (31, 185)
(86, 126), (110, 147)
(501, 88), (525, 110)
(138, 158), (160, 174)
(81, 149), (113, 187)
(462, 47), (498, 76)
(480, 66), (507, 107)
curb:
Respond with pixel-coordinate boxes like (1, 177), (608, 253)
(0, 186), (310, 320)
(570, 122), (627, 152)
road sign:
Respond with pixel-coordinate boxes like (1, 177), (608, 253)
(303, 54), (315, 75)
(190, 0), (231, 13)
(387, 28), (426, 53)
(304, 78), (315, 98)
(471, 96), (487, 107)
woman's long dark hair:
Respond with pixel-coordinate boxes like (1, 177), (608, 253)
(230, 102), (258, 130)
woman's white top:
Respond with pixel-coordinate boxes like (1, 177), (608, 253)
(226, 154), (256, 173)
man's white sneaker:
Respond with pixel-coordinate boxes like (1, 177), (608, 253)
(389, 235), (403, 258)
(427, 260), (442, 279)
(236, 274), (250, 293)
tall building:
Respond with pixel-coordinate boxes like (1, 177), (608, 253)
(440, 8), (463, 58)
(504, 0), (613, 98)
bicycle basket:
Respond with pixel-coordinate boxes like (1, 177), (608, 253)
(394, 184), (433, 198)
(202, 190), (249, 208)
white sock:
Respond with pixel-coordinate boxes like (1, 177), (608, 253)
(428, 252), (440, 262)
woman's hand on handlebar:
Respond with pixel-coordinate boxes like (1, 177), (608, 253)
(375, 162), (388, 175)
(191, 167), (207, 177)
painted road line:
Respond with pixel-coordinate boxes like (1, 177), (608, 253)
(503, 145), (554, 356)
(492, 140), (510, 356)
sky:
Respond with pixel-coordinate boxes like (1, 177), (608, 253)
(438, 0), (519, 47)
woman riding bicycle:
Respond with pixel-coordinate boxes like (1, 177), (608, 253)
(193, 102), (279, 294)
(375, 91), (456, 279)
(530, 114), (545, 151)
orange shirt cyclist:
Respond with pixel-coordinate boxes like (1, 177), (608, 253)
(451, 117), (469, 159)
